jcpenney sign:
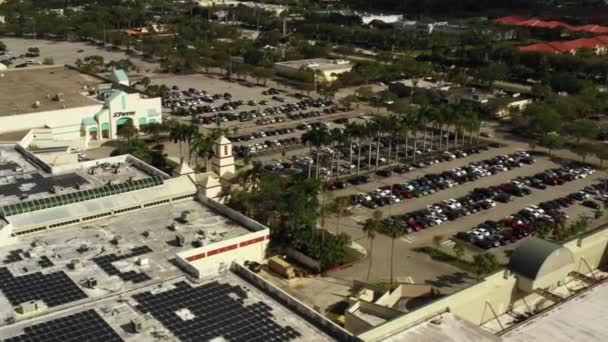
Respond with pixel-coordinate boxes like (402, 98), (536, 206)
(113, 111), (136, 118)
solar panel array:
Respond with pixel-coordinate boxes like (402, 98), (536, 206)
(1, 176), (164, 217)
(4, 309), (123, 342)
(3, 249), (24, 263)
(0, 173), (88, 201)
(0, 267), (87, 307)
(92, 246), (152, 284)
(38, 255), (54, 268)
(133, 281), (303, 342)
(0, 161), (19, 171)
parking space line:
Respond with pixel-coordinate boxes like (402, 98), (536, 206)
(401, 236), (415, 244)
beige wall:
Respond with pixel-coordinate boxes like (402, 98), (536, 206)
(176, 229), (270, 278)
(0, 105), (102, 136)
(359, 228), (608, 341)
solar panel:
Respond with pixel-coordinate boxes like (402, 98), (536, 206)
(4, 309), (123, 342)
(132, 281), (303, 342)
(0, 267), (87, 307)
(92, 246), (153, 284)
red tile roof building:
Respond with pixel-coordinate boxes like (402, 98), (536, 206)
(518, 35), (608, 55)
(496, 16), (608, 34)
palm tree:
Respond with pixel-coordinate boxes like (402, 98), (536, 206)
(192, 133), (214, 171)
(387, 222), (404, 286)
(240, 160), (264, 191)
(365, 121), (378, 170)
(417, 107), (429, 152)
(393, 115), (407, 164)
(330, 128), (344, 179)
(363, 210), (382, 281)
(169, 123), (187, 162)
(333, 196), (350, 234)
(184, 124), (199, 165)
(302, 126), (331, 178)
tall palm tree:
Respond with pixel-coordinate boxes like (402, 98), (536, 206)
(192, 133), (214, 171)
(363, 210), (382, 281)
(333, 196), (350, 234)
(302, 126), (331, 178)
(387, 221), (404, 286)
(330, 128), (344, 179)
(169, 122), (187, 162)
(366, 121), (378, 169)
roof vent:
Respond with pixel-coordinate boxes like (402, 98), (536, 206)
(33, 101), (41, 108)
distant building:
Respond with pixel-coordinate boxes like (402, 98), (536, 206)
(358, 13), (403, 25)
(0, 66), (161, 148)
(198, 1), (287, 16)
(274, 58), (353, 82)
(393, 21), (472, 35)
(389, 78), (453, 97)
(519, 36), (608, 55)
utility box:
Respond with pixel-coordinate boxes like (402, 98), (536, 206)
(131, 313), (155, 333)
(17, 300), (44, 315)
(176, 231), (195, 247)
(268, 256), (295, 279)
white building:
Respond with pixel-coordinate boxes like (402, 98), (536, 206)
(0, 66), (161, 148)
(274, 58), (353, 82)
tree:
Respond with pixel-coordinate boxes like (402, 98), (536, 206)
(0, 41), (6, 52)
(387, 221), (404, 286)
(169, 123), (188, 161)
(332, 196), (350, 235)
(566, 119), (600, 144)
(453, 243), (465, 260)
(362, 210), (382, 281)
(570, 142), (595, 162)
(595, 145), (608, 168)
(540, 133), (565, 156)
(472, 253), (498, 281)
(116, 121), (138, 147)
(524, 103), (561, 137)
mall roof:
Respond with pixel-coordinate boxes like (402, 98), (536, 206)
(501, 281), (608, 342)
(380, 312), (500, 342)
(275, 58), (352, 71)
(0, 66), (100, 116)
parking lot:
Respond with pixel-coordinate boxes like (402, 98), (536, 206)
(321, 141), (608, 290)
(0, 37), (158, 72)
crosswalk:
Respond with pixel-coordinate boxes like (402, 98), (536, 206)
(400, 236), (415, 244)
(441, 239), (456, 247)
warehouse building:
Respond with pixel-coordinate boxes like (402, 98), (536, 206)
(0, 66), (161, 148)
(274, 58), (353, 82)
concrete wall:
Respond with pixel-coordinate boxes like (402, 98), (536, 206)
(232, 263), (360, 342)
(286, 248), (321, 272)
(196, 193), (268, 232)
(345, 303), (375, 336)
(176, 229), (270, 279)
(0, 105), (102, 141)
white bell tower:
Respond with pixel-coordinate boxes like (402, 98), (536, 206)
(211, 136), (235, 178)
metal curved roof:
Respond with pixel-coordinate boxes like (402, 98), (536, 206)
(508, 237), (566, 280)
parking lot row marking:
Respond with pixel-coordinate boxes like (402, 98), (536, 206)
(441, 239), (456, 247)
(401, 237), (415, 244)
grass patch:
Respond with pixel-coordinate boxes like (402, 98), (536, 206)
(341, 246), (365, 265)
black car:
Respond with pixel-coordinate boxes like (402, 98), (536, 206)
(376, 169), (393, 177)
(582, 200), (601, 209)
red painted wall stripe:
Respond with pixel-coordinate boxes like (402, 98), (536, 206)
(239, 236), (265, 247)
(185, 252), (206, 262)
(206, 244), (238, 257)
